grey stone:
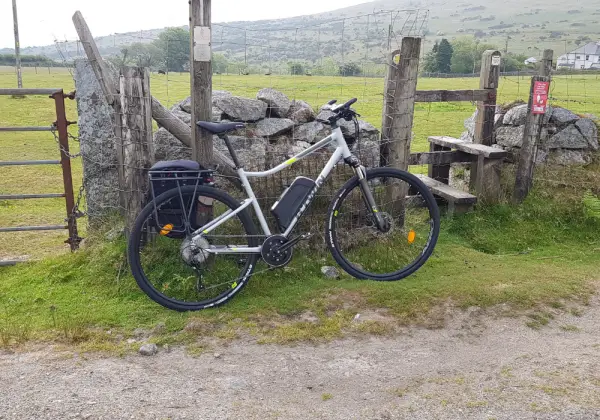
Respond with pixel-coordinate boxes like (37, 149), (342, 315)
(547, 150), (592, 165)
(255, 118), (295, 138)
(503, 104), (528, 126)
(212, 107), (223, 122)
(153, 322), (166, 335)
(215, 136), (267, 171)
(214, 96), (267, 122)
(355, 120), (380, 143)
(496, 125), (525, 148)
(171, 108), (192, 125)
(353, 140), (381, 167)
(292, 121), (328, 143)
(462, 110), (478, 142)
(321, 266), (340, 279)
(547, 125), (589, 149)
(74, 59), (120, 222)
(153, 127), (192, 161)
(138, 344), (158, 356)
(257, 88), (292, 118)
(287, 100), (316, 123)
(575, 119), (599, 150)
(179, 91), (231, 113)
(550, 107), (580, 125)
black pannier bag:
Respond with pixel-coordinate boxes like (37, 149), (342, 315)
(147, 160), (215, 238)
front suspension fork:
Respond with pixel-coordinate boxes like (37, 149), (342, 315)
(354, 165), (390, 232)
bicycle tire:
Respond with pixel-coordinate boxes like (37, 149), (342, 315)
(326, 167), (440, 281)
(128, 185), (260, 311)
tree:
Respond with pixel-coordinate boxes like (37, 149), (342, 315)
(153, 27), (190, 72)
(128, 43), (162, 68)
(450, 38), (497, 74)
(423, 41), (440, 73)
(289, 62), (304, 75)
(436, 39), (453, 73)
(339, 62), (362, 77)
(108, 47), (131, 67)
(212, 53), (229, 74)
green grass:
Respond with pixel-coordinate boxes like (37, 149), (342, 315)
(1, 68), (600, 258)
(0, 185), (598, 348)
(1, 68), (600, 348)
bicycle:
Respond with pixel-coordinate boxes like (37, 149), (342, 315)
(128, 98), (440, 311)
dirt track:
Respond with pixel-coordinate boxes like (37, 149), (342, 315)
(1, 299), (600, 420)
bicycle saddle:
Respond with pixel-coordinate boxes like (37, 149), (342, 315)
(196, 121), (245, 135)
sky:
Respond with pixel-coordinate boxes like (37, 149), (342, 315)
(0, 0), (371, 49)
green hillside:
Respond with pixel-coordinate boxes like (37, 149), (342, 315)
(1, 0), (599, 68)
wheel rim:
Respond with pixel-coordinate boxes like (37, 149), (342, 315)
(330, 173), (437, 278)
(134, 190), (255, 306)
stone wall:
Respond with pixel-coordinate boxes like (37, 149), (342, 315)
(461, 104), (599, 165)
(154, 88), (381, 171)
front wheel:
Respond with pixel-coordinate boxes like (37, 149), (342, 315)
(326, 168), (440, 281)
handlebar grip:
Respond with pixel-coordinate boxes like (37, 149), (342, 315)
(343, 98), (357, 108)
(327, 99), (337, 105)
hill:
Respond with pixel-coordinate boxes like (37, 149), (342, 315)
(1, 0), (599, 68)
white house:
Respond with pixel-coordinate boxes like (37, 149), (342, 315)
(524, 57), (538, 65)
(557, 42), (600, 70)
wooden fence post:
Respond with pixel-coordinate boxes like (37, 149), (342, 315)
(119, 67), (155, 230)
(474, 50), (501, 146)
(190, 0), (213, 165)
(380, 48), (401, 167)
(387, 37), (421, 172)
(471, 50), (502, 203)
(385, 37), (420, 211)
(513, 49), (553, 204)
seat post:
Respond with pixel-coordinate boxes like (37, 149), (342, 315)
(221, 134), (242, 169)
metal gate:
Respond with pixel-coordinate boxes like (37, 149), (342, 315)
(0, 88), (81, 266)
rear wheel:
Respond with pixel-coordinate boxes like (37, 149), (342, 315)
(128, 185), (259, 311)
(326, 168), (440, 281)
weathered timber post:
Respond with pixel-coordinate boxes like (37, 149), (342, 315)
(387, 37), (421, 172)
(380, 48), (401, 167)
(119, 67), (155, 230)
(190, 0), (213, 165)
(474, 50), (501, 146)
(471, 50), (502, 203)
(386, 37), (421, 211)
(513, 49), (553, 204)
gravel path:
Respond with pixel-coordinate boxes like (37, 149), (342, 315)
(2, 299), (600, 420)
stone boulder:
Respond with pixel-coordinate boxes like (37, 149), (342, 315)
(257, 88), (292, 118)
(287, 100), (316, 123)
(575, 119), (599, 150)
(153, 127), (193, 161)
(214, 96), (267, 122)
(74, 59), (120, 220)
(496, 125), (525, 148)
(179, 91), (231, 113)
(215, 136), (267, 171)
(547, 150), (592, 166)
(292, 121), (328, 143)
(546, 125), (589, 149)
(255, 118), (295, 138)
(550, 107), (580, 125)
(503, 104), (528, 126)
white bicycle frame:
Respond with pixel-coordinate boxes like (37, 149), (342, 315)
(193, 126), (355, 255)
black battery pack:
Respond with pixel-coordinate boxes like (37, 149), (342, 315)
(271, 176), (316, 231)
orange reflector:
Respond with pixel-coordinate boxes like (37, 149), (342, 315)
(407, 230), (416, 244)
(160, 223), (174, 236)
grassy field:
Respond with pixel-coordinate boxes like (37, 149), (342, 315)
(1, 67), (599, 259)
(0, 67), (599, 349)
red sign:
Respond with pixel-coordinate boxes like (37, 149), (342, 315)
(532, 81), (550, 114)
